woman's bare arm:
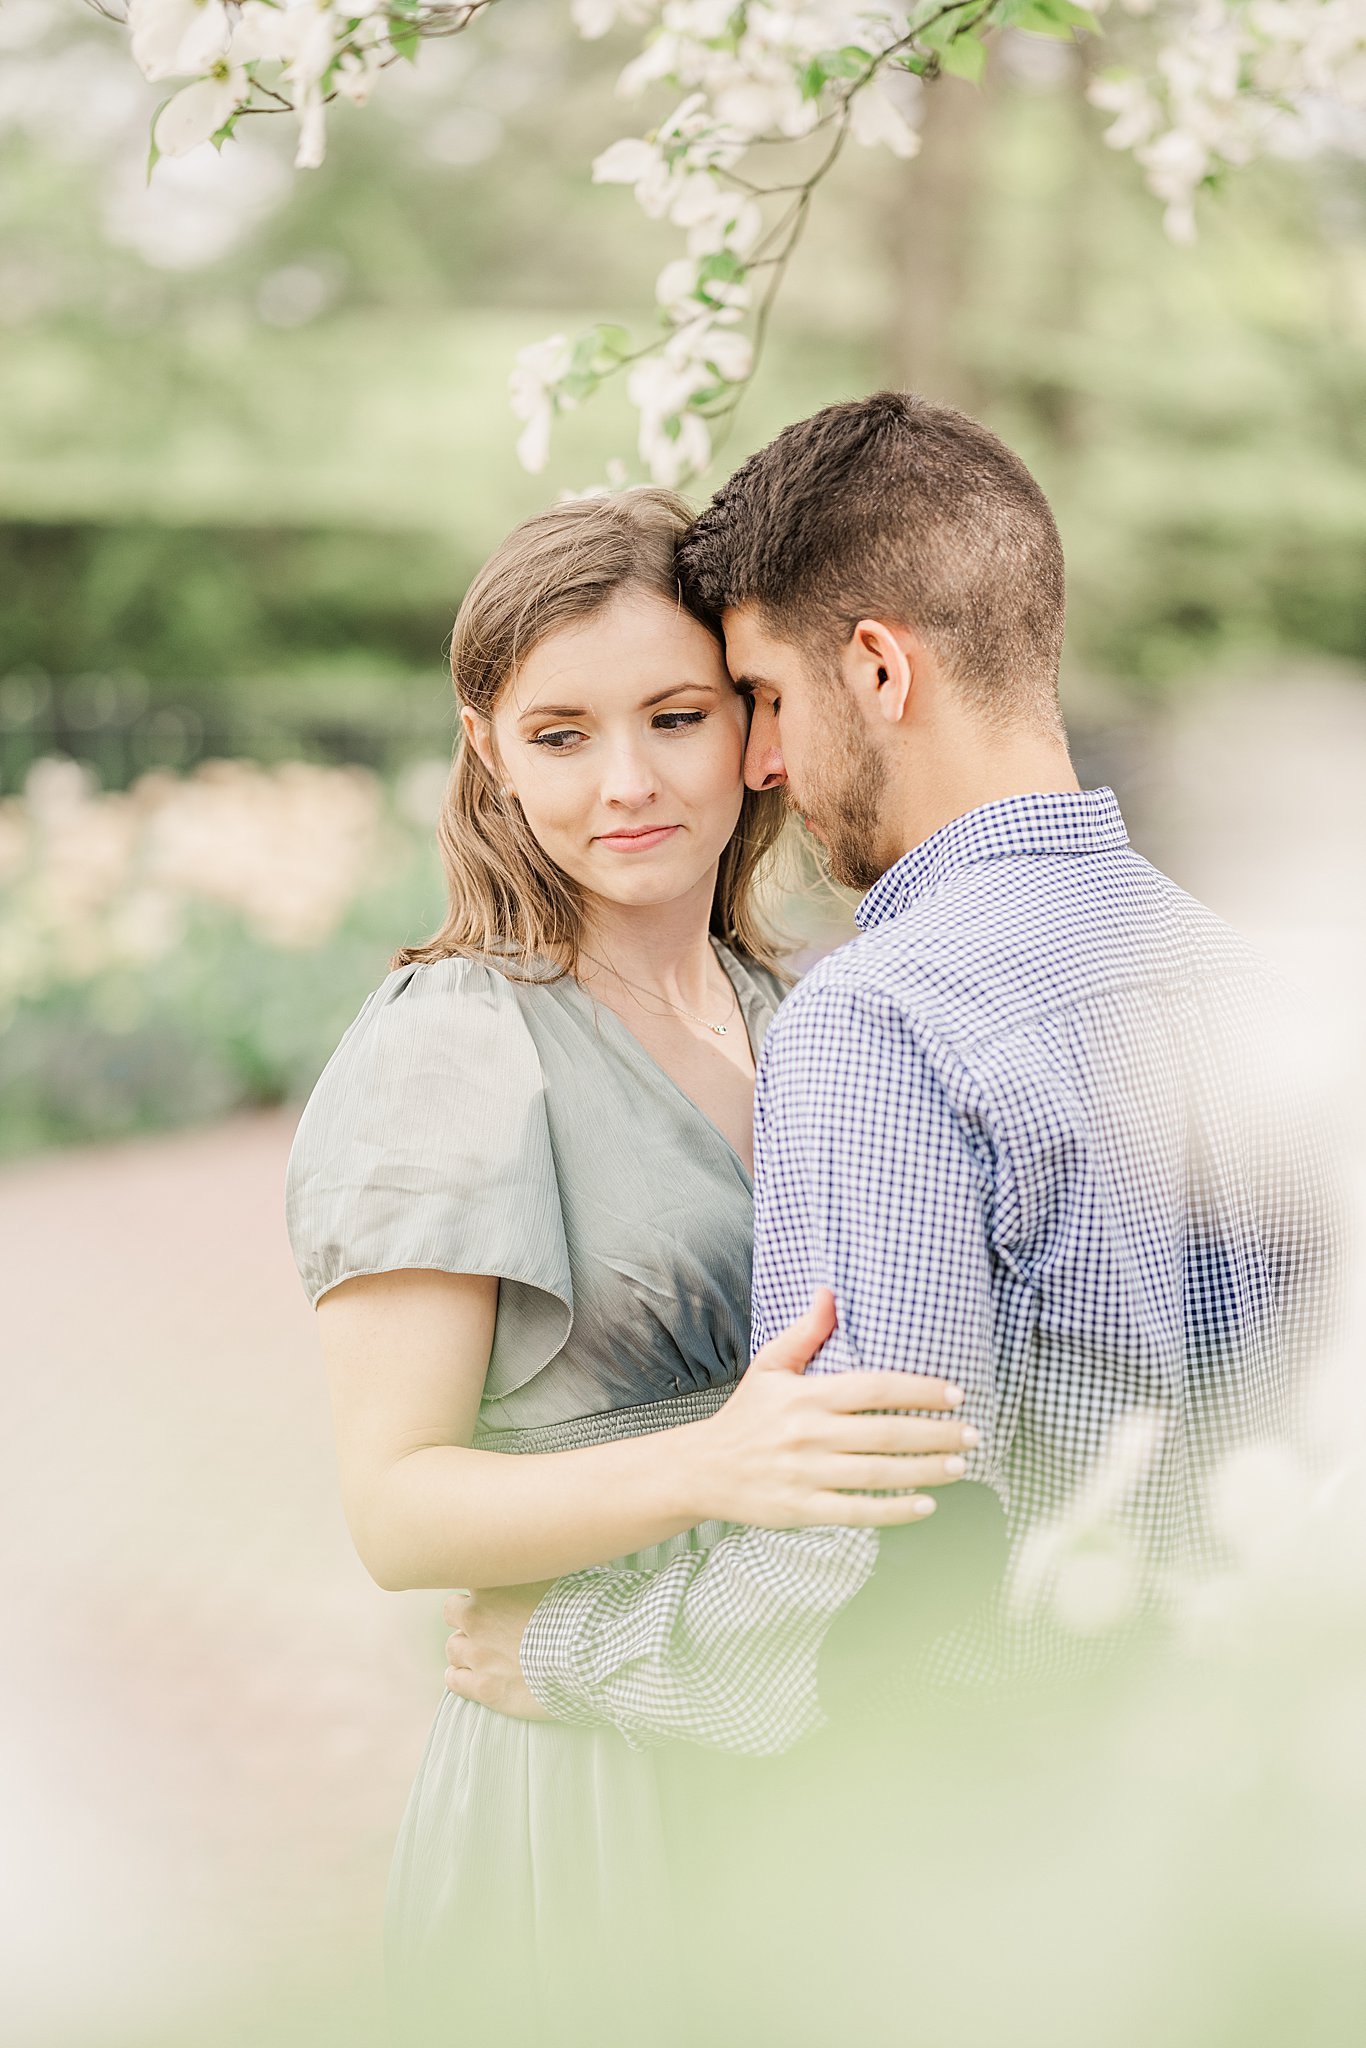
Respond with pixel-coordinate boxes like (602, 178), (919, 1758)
(318, 1268), (974, 1591)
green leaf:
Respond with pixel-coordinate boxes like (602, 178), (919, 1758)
(698, 249), (745, 285)
(593, 324), (633, 361)
(800, 43), (872, 98)
(997, 0), (1099, 38)
(146, 98), (173, 184)
(389, 19), (420, 61)
(209, 113), (238, 152)
(939, 31), (987, 82)
(824, 44), (872, 79)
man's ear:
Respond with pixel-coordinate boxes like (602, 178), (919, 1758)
(460, 705), (501, 784)
(847, 619), (915, 727)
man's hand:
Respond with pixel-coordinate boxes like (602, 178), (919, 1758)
(443, 1583), (556, 1720)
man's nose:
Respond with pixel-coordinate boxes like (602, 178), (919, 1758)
(744, 708), (786, 792)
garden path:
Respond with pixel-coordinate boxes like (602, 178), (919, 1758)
(1, 1109), (440, 2048)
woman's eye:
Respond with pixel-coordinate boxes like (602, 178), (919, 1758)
(653, 710), (707, 732)
(531, 728), (584, 751)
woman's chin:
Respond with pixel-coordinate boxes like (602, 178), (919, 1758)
(579, 852), (719, 914)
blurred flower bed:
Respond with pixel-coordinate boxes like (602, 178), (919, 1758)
(0, 754), (446, 1157)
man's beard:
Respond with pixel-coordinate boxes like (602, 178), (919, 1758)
(788, 683), (891, 892)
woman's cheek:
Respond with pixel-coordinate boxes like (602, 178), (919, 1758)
(693, 717), (746, 799)
(519, 761), (589, 851)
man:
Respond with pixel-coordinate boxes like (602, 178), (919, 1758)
(444, 391), (1339, 1755)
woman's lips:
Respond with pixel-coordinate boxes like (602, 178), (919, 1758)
(593, 825), (680, 853)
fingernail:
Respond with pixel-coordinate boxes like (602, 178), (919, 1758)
(961, 1426), (980, 1447)
(913, 1496), (936, 1516)
(945, 1455), (967, 1475)
(945, 1387), (965, 1408)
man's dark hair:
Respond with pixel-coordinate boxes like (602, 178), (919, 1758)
(677, 390), (1067, 733)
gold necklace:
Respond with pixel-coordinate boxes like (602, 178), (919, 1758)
(580, 951), (738, 1038)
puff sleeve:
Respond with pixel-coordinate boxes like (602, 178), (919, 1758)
(284, 957), (572, 1401)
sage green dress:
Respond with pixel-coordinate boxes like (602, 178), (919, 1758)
(284, 944), (784, 2043)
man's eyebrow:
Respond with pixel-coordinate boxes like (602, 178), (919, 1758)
(517, 681), (719, 723)
(732, 674), (776, 693)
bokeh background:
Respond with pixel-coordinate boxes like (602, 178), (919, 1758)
(3, 4), (1365, 2044)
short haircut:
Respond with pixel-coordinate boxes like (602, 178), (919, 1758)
(677, 390), (1067, 733)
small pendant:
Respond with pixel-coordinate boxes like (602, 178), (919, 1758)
(709, 1023), (729, 1036)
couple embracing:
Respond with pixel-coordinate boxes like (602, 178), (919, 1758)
(286, 393), (1334, 2041)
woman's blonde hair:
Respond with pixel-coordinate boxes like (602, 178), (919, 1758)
(394, 488), (790, 978)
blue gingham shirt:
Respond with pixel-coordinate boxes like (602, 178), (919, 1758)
(520, 790), (1337, 1752)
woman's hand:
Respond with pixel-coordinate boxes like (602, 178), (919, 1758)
(688, 1289), (978, 1530)
(443, 1584), (554, 1720)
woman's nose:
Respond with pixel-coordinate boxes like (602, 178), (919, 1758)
(600, 746), (657, 809)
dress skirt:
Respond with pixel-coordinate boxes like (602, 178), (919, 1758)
(385, 1523), (722, 2048)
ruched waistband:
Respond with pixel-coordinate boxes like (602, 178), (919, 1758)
(473, 1381), (734, 1455)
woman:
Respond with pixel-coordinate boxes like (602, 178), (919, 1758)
(284, 490), (973, 2041)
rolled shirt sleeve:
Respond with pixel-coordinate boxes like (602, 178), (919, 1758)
(520, 977), (1004, 1754)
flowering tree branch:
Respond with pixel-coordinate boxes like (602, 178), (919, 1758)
(111, 0), (1366, 483)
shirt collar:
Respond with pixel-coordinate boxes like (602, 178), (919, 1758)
(855, 787), (1130, 931)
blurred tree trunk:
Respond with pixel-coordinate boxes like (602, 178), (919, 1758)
(1033, 46), (1096, 461)
(877, 71), (992, 408)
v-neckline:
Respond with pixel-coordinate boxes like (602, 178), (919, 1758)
(565, 940), (761, 1186)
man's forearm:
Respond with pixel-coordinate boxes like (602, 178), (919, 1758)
(520, 1522), (879, 1756)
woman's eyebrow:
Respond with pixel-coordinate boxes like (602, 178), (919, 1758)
(640, 680), (719, 708)
(517, 701), (585, 723)
(517, 681), (719, 723)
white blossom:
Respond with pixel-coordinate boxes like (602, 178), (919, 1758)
(294, 86), (327, 170)
(128, 0), (231, 84)
(333, 46), (382, 107)
(153, 59), (247, 157)
(1090, 71), (1162, 150)
(509, 333), (575, 474)
(704, 326), (752, 380)
(592, 135), (661, 185)
(1009, 1410), (1166, 1627)
(1208, 1443), (1315, 1570)
(670, 315), (753, 382)
(572, 0), (660, 37)
(1090, 0), (1366, 242)
(231, 0), (343, 166)
(626, 348), (712, 481)
(1051, 1538), (1144, 1635)
(113, 0), (1366, 478)
(665, 167), (762, 253)
(640, 405), (713, 486)
(849, 78), (921, 158)
(655, 254), (702, 315)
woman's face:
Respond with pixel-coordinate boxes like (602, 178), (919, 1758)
(467, 586), (749, 916)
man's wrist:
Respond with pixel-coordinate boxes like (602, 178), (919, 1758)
(518, 1575), (603, 1724)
